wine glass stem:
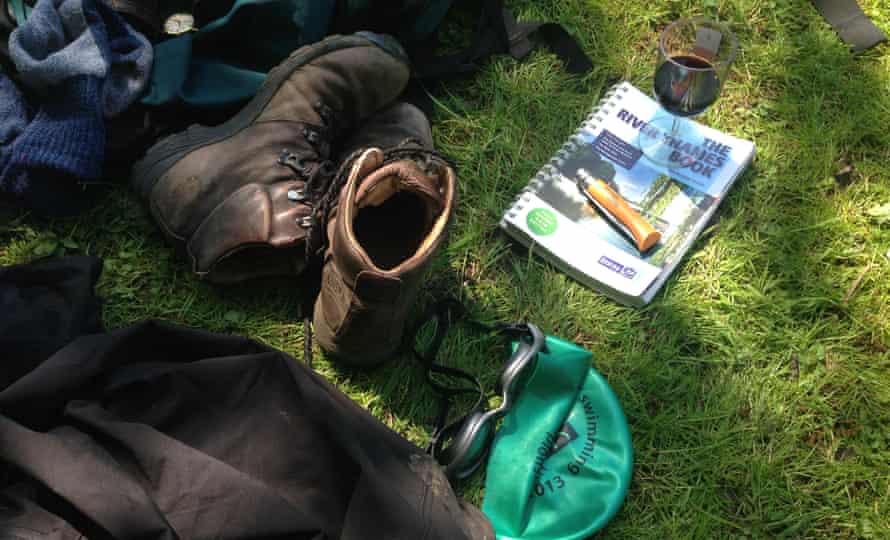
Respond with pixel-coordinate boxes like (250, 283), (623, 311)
(670, 115), (681, 138)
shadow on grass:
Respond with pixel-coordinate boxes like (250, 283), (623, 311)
(596, 11), (890, 539)
(331, 7), (890, 538)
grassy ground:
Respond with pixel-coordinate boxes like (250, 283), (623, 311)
(2, 0), (890, 538)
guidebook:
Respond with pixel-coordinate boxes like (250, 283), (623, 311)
(499, 81), (755, 306)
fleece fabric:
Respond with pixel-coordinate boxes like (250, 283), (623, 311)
(0, 72), (30, 174)
(9, 0), (152, 117)
(0, 77), (103, 215)
(0, 0), (152, 215)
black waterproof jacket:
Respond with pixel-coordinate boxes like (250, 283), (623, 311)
(0, 257), (493, 539)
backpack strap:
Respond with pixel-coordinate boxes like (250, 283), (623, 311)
(0, 0), (25, 69)
(812, 0), (886, 52)
(412, 0), (593, 80)
(501, 9), (594, 75)
(8, 0), (30, 26)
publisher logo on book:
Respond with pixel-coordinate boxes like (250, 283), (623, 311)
(598, 256), (637, 279)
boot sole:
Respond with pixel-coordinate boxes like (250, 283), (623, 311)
(131, 33), (408, 200)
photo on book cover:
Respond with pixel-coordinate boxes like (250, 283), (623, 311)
(537, 130), (715, 269)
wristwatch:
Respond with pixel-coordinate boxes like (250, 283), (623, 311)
(163, 13), (196, 35)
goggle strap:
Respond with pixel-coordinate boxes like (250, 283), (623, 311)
(407, 297), (464, 366)
(428, 410), (478, 457)
(407, 298), (488, 453)
(406, 298), (538, 465)
(425, 362), (484, 396)
(425, 359), (486, 455)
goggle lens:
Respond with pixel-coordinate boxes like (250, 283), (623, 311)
(442, 413), (496, 480)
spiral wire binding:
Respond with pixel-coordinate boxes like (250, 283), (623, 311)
(501, 82), (630, 225)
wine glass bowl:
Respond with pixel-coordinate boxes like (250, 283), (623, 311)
(654, 18), (737, 117)
(640, 18), (738, 167)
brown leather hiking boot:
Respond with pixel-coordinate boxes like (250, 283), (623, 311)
(312, 102), (456, 367)
(131, 33), (410, 284)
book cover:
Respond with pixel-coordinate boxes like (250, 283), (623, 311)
(499, 81), (755, 306)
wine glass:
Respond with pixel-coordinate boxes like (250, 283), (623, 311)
(639, 18), (738, 168)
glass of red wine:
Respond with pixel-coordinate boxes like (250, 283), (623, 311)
(639, 18), (738, 168)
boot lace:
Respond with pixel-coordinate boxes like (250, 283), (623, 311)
(277, 100), (343, 229)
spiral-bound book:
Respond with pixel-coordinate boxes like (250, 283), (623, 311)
(499, 81), (755, 306)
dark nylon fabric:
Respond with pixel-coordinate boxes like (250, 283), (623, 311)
(0, 259), (494, 540)
(0, 256), (102, 390)
(332, 0), (453, 45)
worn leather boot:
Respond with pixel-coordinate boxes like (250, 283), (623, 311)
(313, 102), (456, 366)
(131, 33), (410, 283)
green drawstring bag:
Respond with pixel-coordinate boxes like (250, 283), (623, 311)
(482, 335), (633, 540)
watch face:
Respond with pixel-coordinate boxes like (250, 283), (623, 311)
(163, 13), (195, 35)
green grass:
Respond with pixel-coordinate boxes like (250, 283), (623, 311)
(2, 0), (890, 538)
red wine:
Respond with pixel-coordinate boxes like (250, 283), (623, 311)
(653, 55), (720, 117)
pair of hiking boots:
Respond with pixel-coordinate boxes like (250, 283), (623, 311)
(132, 32), (455, 367)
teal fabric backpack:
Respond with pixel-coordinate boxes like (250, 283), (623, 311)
(142, 0), (336, 107)
(141, 0), (591, 109)
(2, 0), (591, 109)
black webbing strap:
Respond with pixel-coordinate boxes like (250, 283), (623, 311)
(812, 0), (887, 52)
(412, 0), (593, 80)
(7, 0), (28, 26)
(500, 8), (594, 75)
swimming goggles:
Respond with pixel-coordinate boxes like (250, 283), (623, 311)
(408, 299), (546, 480)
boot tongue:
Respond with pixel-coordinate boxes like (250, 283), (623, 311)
(354, 159), (445, 219)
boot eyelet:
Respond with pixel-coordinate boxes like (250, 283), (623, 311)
(278, 149), (296, 165)
(313, 102), (335, 124)
(279, 149), (312, 177)
(287, 189), (306, 202)
(302, 127), (321, 145)
(298, 216), (314, 228)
